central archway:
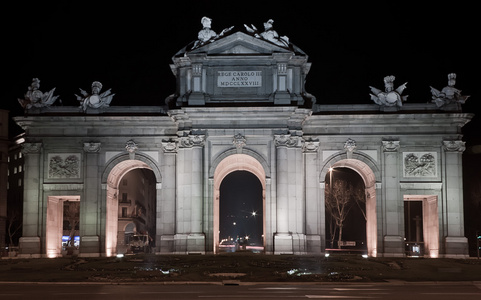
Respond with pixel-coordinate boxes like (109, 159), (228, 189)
(213, 154), (266, 253)
(322, 158), (378, 257)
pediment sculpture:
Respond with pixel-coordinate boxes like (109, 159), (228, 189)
(18, 78), (60, 110)
(193, 17), (234, 49)
(369, 75), (408, 107)
(244, 19), (290, 48)
(430, 73), (470, 108)
(75, 81), (115, 111)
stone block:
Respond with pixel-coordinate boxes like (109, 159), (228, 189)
(274, 233), (293, 254)
(19, 236), (41, 255)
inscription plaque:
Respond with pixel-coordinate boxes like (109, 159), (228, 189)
(217, 71), (262, 87)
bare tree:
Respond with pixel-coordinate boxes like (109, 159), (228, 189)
(63, 201), (79, 247)
(325, 179), (354, 248)
(353, 183), (367, 221)
(7, 210), (22, 247)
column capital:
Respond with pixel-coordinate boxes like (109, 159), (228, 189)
(274, 134), (303, 148)
(21, 142), (42, 155)
(162, 138), (178, 153)
(83, 142), (101, 153)
(382, 140), (400, 152)
(302, 138), (319, 153)
(179, 135), (205, 148)
(443, 140), (465, 152)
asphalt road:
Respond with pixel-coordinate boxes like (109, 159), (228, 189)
(0, 282), (480, 300)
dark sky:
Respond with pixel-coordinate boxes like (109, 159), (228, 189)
(2, 2), (480, 140)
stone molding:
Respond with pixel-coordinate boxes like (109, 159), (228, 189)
(43, 183), (84, 191)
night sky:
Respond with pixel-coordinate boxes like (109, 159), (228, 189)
(2, 2), (480, 249)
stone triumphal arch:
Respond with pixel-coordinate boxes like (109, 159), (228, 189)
(15, 18), (472, 258)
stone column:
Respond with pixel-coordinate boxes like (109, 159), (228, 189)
(79, 142), (101, 256)
(442, 140), (468, 256)
(303, 138), (321, 254)
(274, 134), (304, 254)
(19, 142), (42, 256)
(158, 139), (177, 253)
(174, 134), (205, 253)
(381, 140), (403, 256)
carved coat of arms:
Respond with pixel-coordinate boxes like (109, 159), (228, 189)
(48, 154), (80, 178)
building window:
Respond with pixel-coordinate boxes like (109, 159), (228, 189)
(18, 179), (22, 186)
(122, 207), (128, 218)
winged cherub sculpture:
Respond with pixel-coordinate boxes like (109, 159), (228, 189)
(75, 81), (114, 111)
(369, 75), (408, 107)
(18, 78), (60, 110)
(430, 73), (469, 108)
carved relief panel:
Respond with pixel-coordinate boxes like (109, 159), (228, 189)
(47, 153), (81, 179)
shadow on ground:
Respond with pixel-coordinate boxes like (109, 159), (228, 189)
(1, 253), (480, 283)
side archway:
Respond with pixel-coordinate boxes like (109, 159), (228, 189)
(321, 155), (379, 257)
(102, 153), (161, 257)
(213, 154), (266, 253)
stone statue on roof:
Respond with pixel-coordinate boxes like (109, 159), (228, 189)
(193, 17), (234, 49)
(369, 75), (408, 107)
(244, 19), (290, 48)
(75, 81), (114, 111)
(18, 78), (60, 110)
(430, 73), (469, 108)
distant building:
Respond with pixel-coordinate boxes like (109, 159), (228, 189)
(0, 109), (8, 250)
(13, 26), (472, 258)
(6, 134), (24, 248)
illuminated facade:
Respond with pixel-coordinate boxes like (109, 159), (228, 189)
(14, 30), (472, 258)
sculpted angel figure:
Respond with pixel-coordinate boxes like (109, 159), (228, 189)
(18, 78), (60, 109)
(193, 17), (233, 48)
(369, 75), (408, 107)
(75, 81), (114, 111)
(430, 73), (469, 108)
(244, 19), (290, 48)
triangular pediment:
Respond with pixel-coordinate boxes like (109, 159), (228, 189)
(186, 31), (296, 55)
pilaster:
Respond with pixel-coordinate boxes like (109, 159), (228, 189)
(19, 142), (43, 256)
(381, 140), (403, 256)
(442, 140), (468, 257)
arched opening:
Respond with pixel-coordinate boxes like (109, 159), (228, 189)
(219, 171), (263, 252)
(213, 154), (266, 254)
(322, 158), (378, 257)
(325, 167), (366, 253)
(105, 158), (158, 257)
(116, 168), (156, 254)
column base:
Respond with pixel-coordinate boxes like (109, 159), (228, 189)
(444, 236), (469, 258)
(274, 233), (293, 254)
(174, 233), (205, 254)
(79, 235), (99, 255)
(19, 236), (41, 256)
(306, 234), (322, 254)
(382, 235), (404, 257)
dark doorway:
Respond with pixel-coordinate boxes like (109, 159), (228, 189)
(325, 167), (366, 252)
(404, 200), (424, 256)
(219, 171), (263, 252)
